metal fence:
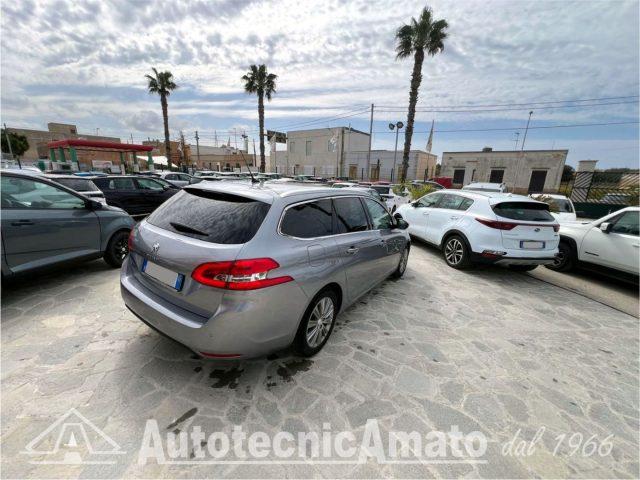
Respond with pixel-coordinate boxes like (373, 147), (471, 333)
(559, 171), (639, 218)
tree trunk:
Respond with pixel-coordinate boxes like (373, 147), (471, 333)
(401, 48), (424, 183)
(258, 91), (265, 173)
(161, 94), (172, 170)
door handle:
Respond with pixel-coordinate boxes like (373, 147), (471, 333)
(633, 244), (639, 248)
(11, 220), (34, 226)
(422, 212), (429, 216)
(346, 246), (359, 254)
(450, 216), (460, 220)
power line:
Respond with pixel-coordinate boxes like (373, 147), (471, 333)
(372, 120), (639, 134)
(376, 100), (639, 113)
(375, 95), (639, 109)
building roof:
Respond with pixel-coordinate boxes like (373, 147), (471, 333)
(47, 139), (153, 151)
(442, 149), (568, 154)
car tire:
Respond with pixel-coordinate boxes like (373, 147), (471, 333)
(294, 289), (338, 357)
(508, 264), (538, 272)
(546, 241), (576, 272)
(390, 246), (409, 279)
(103, 230), (130, 268)
(442, 234), (471, 269)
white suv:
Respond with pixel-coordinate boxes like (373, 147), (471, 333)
(547, 207), (639, 278)
(370, 184), (410, 212)
(395, 190), (559, 271)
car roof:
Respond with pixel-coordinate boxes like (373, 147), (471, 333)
(185, 179), (373, 204)
(531, 193), (570, 200)
(1, 168), (43, 177)
(433, 189), (543, 204)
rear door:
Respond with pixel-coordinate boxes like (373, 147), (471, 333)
(579, 210), (639, 274)
(1, 175), (100, 273)
(492, 201), (558, 253)
(332, 196), (385, 302)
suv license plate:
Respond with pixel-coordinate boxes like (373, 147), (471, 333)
(520, 241), (545, 249)
(141, 259), (185, 290)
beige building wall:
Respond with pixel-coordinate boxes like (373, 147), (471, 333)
(278, 127), (370, 176)
(345, 150), (437, 181)
(441, 149), (568, 194)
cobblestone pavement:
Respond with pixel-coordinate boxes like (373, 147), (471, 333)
(2, 243), (638, 479)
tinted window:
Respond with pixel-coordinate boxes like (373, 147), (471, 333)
(458, 198), (474, 211)
(334, 197), (369, 233)
(371, 185), (391, 195)
(489, 169), (504, 183)
(364, 198), (393, 230)
(437, 194), (464, 210)
(281, 200), (333, 238)
(416, 193), (442, 208)
(103, 178), (135, 190)
(492, 202), (555, 222)
(147, 189), (270, 244)
(1, 176), (85, 209)
(53, 178), (98, 192)
(137, 178), (164, 191)
(611, 211), (639, 236)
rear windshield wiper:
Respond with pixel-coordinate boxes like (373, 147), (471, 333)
(169, 222), (209, 237)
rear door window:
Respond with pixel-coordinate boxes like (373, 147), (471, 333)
(146, 188), (271, 244)
(280, 200), (333, 238)
(492, 202), (555, 221)
(437, 194), (464, 210)
(458, 198), (474, 210)
(54, 178), (97, 192)
(334, 197), (369, 233)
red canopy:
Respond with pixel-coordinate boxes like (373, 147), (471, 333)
(47, 138), (153, 152)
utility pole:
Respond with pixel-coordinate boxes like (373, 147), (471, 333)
(521, 111), (533, 151)
(252, 139), (257, 168)
(3, 123), (20, 169)
(366, 103), (374, 180)
(130, 133), (134, 143)
(195, 130), (201, 170)
(214, 130), (218, 147)
(513, 132), (520, 150)
(389, 121), (404, 180)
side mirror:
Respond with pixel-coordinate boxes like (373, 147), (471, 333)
(411, 201), (419, 208)
(599, 222), (612, 233)
(395, 218), (409, 230)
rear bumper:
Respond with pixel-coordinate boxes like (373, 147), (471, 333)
(471, 253), (557, 266)
(120, 258), (309, 358)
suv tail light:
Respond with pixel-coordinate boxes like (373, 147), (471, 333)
(192, 258), (293, 290)
(476, 218), (560, 232)
(128, 230), (135, 251)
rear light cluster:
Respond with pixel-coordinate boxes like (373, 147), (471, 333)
(475, 218), (559, 232)
(192, 258), (293, 290)
(128, 230), (135, 251)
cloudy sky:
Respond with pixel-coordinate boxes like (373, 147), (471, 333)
(1, 0), (638, 167)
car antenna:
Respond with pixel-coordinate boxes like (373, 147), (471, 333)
(239, 151), (259, 184)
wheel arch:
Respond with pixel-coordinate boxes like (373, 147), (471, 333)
(440, 229), (472, 252)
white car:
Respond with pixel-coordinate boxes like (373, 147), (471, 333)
(154, 171), (194, 187)
(370, 184), (410, 212)
(395, 190), (559, 271)
(530, 194), (577, 222)
(547, 207), (639, 277)
(462, 182), (507, 193)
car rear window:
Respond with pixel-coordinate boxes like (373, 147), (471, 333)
(371, 185), (390, 195)
(492, 202), (555, 221)
(146, 188), (271, 244)
(53, 178), (98, 192)
(281, 200), (333, 238)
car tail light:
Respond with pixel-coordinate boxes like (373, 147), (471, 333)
(191, 258), (293, 290)
(127, 230), (135, 251)
(475, 218), (517, 230)
(553, 224), (560, 232)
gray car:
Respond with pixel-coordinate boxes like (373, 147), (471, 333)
(121, 182), (411, 358)
(1, 171), (136, 277)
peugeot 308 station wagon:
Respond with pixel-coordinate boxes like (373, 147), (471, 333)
(121, 182), (410, 359)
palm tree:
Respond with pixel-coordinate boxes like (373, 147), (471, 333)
(145, 68), (177, 170)
(396, 6), (448, 182)
(242, 64), (277, 173)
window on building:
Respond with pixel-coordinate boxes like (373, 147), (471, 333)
(328, 139), (337, 153)
(306, 140), (312, 156)
(289, 141), (295, 153)
(453, 169), (465, 184)
(489, 169), (505, 183)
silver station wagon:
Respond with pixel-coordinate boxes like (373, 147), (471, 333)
(121, 182), (410, 358)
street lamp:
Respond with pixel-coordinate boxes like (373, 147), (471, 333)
(389, 121), (404, 181)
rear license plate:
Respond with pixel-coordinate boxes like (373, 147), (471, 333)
(141, 259), (185, 290)
(520, 240), (545, 249)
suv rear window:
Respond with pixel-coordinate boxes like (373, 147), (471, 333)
(147, 189), (270, 244)
(493, 202), (555, 221)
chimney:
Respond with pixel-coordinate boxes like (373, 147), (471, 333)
(577, 160), (598, 172)
(482, 147), (492, 152)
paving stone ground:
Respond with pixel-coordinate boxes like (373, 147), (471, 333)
(1, 243), (638, 479)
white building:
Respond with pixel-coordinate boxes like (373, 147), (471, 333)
(345, 149), (437, 182)
(277, 127), (370, 177)
(441, 148), (568, 194)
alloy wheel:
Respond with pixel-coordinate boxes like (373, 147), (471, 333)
(553, 250), (566, 268)
(115, 238), (129, 261)
(306, 297), (334, 348)
(445, 238), (464, 265)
